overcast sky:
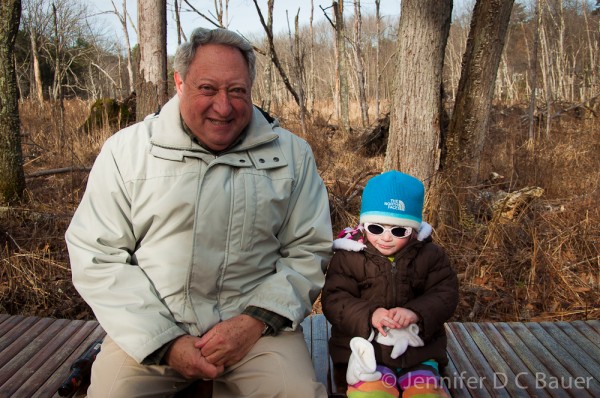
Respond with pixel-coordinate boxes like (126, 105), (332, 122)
(86, 1), (411, 54)
(87, 1), (477, 55)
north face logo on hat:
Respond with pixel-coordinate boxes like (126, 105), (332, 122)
(384, 199), (405, 211)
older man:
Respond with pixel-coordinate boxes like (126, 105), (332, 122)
(66, 27), (332, 397)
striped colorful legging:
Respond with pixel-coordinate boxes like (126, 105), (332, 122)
(347, 360), (450, 398)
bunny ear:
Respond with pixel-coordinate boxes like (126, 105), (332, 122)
(350, 337), (377, 371)
(390, 339), (410, 359)
(406, 325), (425, 348)
(375, 326), (425, 359)
(347, 337), (382, 384)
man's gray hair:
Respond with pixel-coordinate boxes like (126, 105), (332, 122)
(174, 27), (256, 83)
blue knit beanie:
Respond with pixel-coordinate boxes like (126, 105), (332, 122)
(359, 171), (424, 230)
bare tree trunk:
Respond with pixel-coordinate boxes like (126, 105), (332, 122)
(528, 0), (540, 141)
(445, 0), (515, 185)
(109, 0), (135, 95)
(174, 0), (183, 45)
(261, 0), (274, 113)
(29, 29), (43, 101)
(333, 1), (350, 132)
(293, 12), (307, 136)
(384, 0), (452, 186)
(136, 0), (168, 120)
(111, 0), (135, 95)
(22, 0), (47, 102)
(375, 0), (381, 118)
(308, 0), (315, 112)
(352, 0), (369, 127)
(51, 3), (61, 102)
(582, 0), (597, 99)
(539, 21), (552, 138)
(0, 0), (25, 204)
(51, 3), (65, 146)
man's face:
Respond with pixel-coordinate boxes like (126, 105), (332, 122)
(174, 43), (253, 152)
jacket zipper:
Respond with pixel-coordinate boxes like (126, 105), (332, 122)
(391, 260), (398, 308)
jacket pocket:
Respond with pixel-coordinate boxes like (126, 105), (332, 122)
(235, 169), (292, 252)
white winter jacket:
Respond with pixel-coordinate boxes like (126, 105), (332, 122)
(66, 95), (333, 363)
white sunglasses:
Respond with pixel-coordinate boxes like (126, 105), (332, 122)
(364, 223), (413, 239)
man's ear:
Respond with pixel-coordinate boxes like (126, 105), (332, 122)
(174, 71), (184, 96)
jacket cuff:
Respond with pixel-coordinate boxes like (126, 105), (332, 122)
(243, 306), (291, 336)
(141, 339), (175, 365)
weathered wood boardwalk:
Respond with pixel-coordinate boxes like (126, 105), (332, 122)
(1, 313), (598, 397)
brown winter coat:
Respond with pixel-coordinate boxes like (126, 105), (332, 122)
(321, 234), (458, 370)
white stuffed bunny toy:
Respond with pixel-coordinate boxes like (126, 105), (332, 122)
(346, 337), (382, 385)
(374, 323), (424, 359)
(346, 324), (425, 385)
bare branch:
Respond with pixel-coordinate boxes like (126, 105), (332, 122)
(251, 0), (300, 106)
(182, 0), (222, 28)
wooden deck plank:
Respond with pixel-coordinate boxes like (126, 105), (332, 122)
(565, 320), (600, 347)
(495, 322), (579, 398)
(0, 315), (41, 353)
(464, 322), (534, 397)
(0, 313), (11, 327)
(444, 323), (493, 397)
(12, 319), (93, 397)
(30, 321), (106, 398)
(513, 322), (598, 397)
(579, 319), (600, 336)
(527, 322), (600, 396)
(477, 322), (551, 398)
(310, 313), (332, 393)
(0, 318), (79, 397)
(442, 352), (473, 398)
(0, 317), (57, 387)
(450, 323), (512, 397)
(536, 322), (600, 381)
(301, 316), (312, 356)
(1, 315), (599, 397)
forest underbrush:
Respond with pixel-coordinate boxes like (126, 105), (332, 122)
(1, 99), (598, 323)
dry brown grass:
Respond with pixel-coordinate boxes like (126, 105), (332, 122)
(1, 99), (598, 323)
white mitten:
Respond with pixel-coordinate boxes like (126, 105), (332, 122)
(375, 324), (424, 359)
(346, 337), (382, 385)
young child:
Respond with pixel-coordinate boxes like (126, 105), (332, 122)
(321, 170), (459, 397)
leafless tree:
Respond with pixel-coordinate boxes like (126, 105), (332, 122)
(0, 0), (25, 204)
(260, 0), (274, 113)
(445, 0), (515, 185)
(109, 0), (135, 94)
(528, 0), (541, 140)
(173, 0), (187, 46)
(333, 1), (349, 132)
(374, 0), (381, 117)
(292, 10), (308, 135)
(252, 0), (301, 108)
(21, 0), (50, 102)
(350, 0), (369, 127)
(384, 0), (453, 186)
(136, 0), (168, 120)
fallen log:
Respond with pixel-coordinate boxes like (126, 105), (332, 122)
(26, 167), (91, 178)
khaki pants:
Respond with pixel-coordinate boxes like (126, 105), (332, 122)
(87, 330), (327, 398)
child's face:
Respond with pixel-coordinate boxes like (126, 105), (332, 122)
(364, 223), (412, 256)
